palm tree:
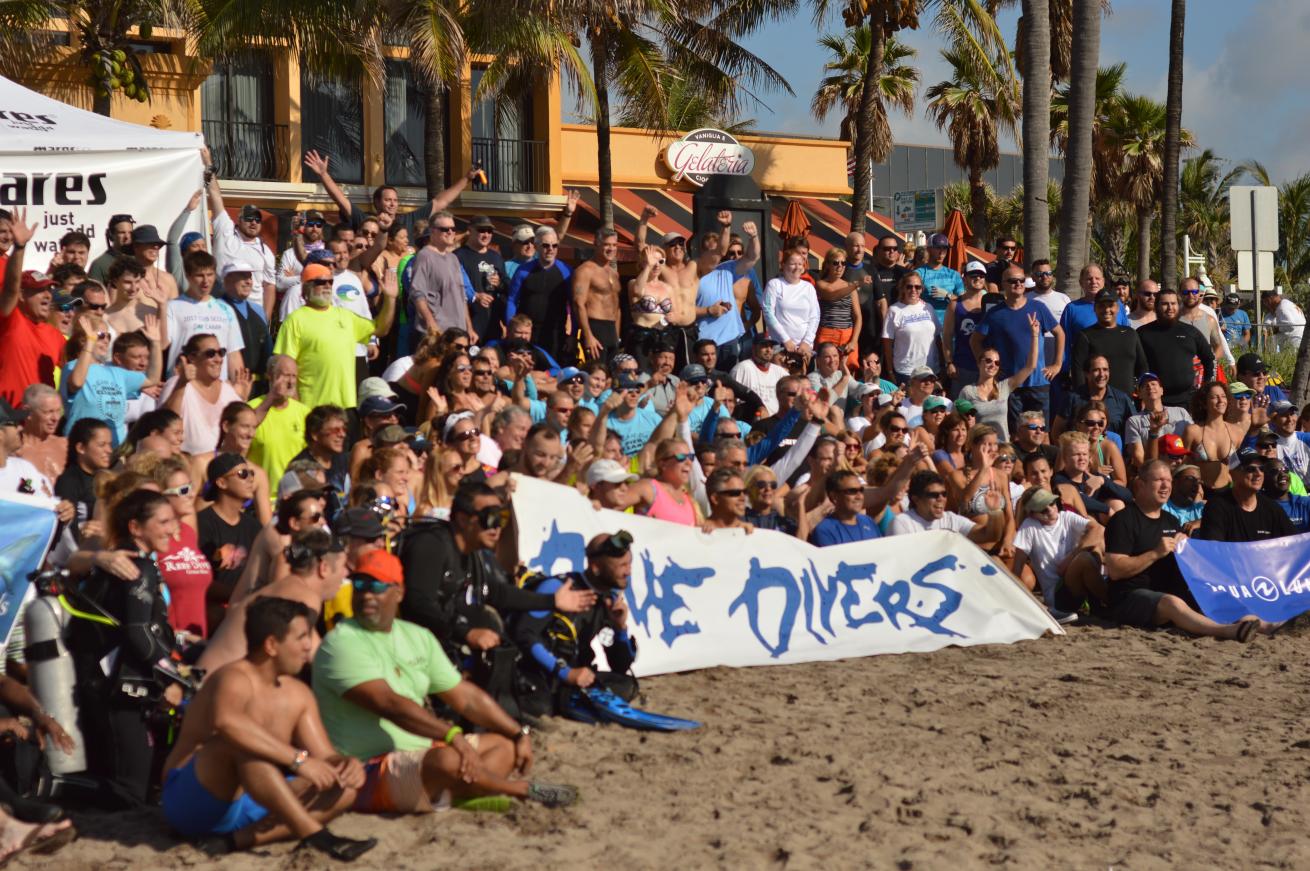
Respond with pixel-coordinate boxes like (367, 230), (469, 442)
(1049, 63), (1125, 205)
(1018, 0), (1052, 260)
(925, 45), (1019, 245)
(1181, 149), (1242, 280)
(811, 27), (918, 177)
(499, 0), (791, 228)
(1160, 0), (1185, 290)
(620, 71), (757, 134)
(1054, 0), (1102, 293)
(1104, 95), (1193, 283)
(393, 0), (467, 197)
(0, 0), (375, 116)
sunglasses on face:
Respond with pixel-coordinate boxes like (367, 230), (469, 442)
(888, 425), (909, 435)
(1238, 464), (1265, 476)
(720, 430), (742, 439)
(199, 347), (227, 360)
(904, 283), (924, 290)
(474, 504), (510, 529)
(84, 301), (107, 311)
(1026, 424), (1047, 432)
(56, 302), (80, 313)
(163, 483), (193, 497)
(302, 511), (324, 523)
(1081, 418), (1106, 429)
(473, 368), (493, 376)
(833, 486), (862, 496)
(539, 242), (559, 250)
(923, 490), (949, 500)
(454, 427), (481, 441)
(241, 215), (262, 224)
(227, 467), (255, 480)
(434, 225), (457, 233)
(661, 452), (692, 463)
(1035, 271), (1054, 278)
(754, 480), (778, 491)
(352, 577), (394, 595)
(715, 488), (747, 498)
(304, 220), (324, 228)
(1000, 245), (1018, 252)
(996, 455), (1017, 464)
(1004, 277), (1026, 285)
(1183, 289), (1201, 296)
(723, 250), (742, 259)
(309, 279), (333, 288)
(455, 364), (472, 373)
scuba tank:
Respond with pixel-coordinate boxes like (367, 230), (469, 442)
(22, 570), (87, 775)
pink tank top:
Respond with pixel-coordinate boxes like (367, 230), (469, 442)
(644, 480), (696, 526)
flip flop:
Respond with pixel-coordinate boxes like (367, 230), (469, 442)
(0, 821), (77, 868)
(1235, 618), (1260, 643)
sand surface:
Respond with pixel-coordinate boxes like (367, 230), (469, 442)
(31, 623), (1310, 870)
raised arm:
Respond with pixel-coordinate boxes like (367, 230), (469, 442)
(635, 205), (657, 251)
(2, 209), (35, 316)
(167, 189), (203, 290)
(202, 147), (226, 217)
(303, 150), (353, 222)
(735, 221), (760, 277)
(370, 267), (399, 337)
(556, 189), (581, 242)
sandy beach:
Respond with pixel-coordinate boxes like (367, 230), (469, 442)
(32, 622), (1310, 870)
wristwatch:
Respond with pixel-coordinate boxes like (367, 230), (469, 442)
(514, 724), (531, 740)
(289, 749), (308, 773)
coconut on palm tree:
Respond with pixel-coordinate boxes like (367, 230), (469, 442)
(925, 45), (1019, 246)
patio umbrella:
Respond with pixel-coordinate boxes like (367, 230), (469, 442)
(779, 200), (811, 245)
(942, 208), (973, 273)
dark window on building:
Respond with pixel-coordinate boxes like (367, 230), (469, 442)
(469, 68), (543, 193)
(383, 60), (428, 187)
(301, 68), (363, 185)
(201, 53), (287, 181)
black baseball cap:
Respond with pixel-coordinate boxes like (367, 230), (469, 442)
(239, 204), (262, 221)
(470, 215), (495, 231)
(333, 506), (386, 540)
(0, 400), (28, 427)
(1093, 289), (1118, 305)
(1236, 353), (1268, 374)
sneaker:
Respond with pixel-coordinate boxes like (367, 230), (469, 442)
(1051, 609), (1080, 625)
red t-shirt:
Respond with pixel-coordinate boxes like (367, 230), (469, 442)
(157, 522), (214, 638)
(0, 306), (65, 406)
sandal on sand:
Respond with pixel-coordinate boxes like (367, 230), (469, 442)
(1235, 619), (1260, 643)
(0, 822), (78, 868)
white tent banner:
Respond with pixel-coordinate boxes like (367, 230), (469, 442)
(511, 475), (1061, 678)
(0, 76), (205, 262)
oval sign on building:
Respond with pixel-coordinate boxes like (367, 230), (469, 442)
(664, 128), (755, 186)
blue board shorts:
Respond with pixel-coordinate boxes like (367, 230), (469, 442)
(162, 757), (272, 837)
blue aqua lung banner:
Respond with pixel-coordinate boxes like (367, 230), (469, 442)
(0, 493), (58, 646)
(1177, 532), (1310, 623)
(511, 476), (1061, 678)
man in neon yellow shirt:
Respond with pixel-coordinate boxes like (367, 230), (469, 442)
(248, 354), (310, 496)
(274, 263), (397, 409)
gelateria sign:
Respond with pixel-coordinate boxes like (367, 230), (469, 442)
(663, 129), (755, 186)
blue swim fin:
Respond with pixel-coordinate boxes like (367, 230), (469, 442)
(582, 688), (701, 732)
(560, 691), (602, 725)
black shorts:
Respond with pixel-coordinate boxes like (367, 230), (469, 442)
(1107, 586), (1164, 628)
(588, 319), (620, 362)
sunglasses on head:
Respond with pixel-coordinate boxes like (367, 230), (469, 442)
(592, 530), (634, 557)
(352, 577), (394, 595)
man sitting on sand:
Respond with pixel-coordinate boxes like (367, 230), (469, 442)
(197, 528), (348, 674)
(161, 597), (375, 861)
(312, 550), (580, 814)
(1050, 459), (1277, 641)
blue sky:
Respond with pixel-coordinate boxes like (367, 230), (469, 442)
(570, 0), (1308, 185)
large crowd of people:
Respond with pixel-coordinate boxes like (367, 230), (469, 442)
(0, 145), (1305, 863)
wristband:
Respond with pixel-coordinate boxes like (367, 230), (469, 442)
(443, 726), (463, 745)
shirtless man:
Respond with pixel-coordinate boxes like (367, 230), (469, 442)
(160, 597), (374, 861)
(228, 485), (327, 604)
(572, 228), (622, 362)
(201, 527), (342, 674)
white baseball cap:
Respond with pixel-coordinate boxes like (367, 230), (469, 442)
(964, 260), (987, 276)
(586, 459), (639, 488)
(358, 377), (398, 402)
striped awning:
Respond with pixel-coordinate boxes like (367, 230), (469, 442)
(458, 187), (992, 269)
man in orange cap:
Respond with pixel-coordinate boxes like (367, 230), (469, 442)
(312, 549), (580, 814)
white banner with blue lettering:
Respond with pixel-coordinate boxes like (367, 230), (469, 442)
(0, 492), (58, 646)
(511, 476), (1061, 677)
(1177, 532), (1310, 623)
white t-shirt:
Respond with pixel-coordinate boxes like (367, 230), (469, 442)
(1025, 290), (1072, 364)
(1269, 298), (1306, 352)
(1013, 512), (1090, 604)
(165, 295), (246, 379)
(0, 456), (52, 499)
(213, 212), (277, 291)
(1277, 431), (1310, 480)
(882, 301), (941, 374)
(762, 278), (820, 348)
(889, 507), (975, 536)
(729, 360), (790, 417)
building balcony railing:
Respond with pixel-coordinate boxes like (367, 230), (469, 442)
(471, 137), (548, 194)
(202, 119), (291, 182)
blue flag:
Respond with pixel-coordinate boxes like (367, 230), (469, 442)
(0, 494), (58, 646)
(1176, 532), (1310, 623)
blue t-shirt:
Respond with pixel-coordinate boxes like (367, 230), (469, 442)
(61, 362), (147, 446)
(1221, 309), (1251, 347)
(696, 268), (744, 345)
(1162, 499), (1205, 527)
(916, 265), (965, 322)
(950, 299), (983, 370)
(978, 300), (1057, 388)
(1277, 494), (1310, 533)
(809, 514), (882, 547)
(688, 395), (731, 436)
(1058, 298), (1129, 370)
(605, 405), (664, 456)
